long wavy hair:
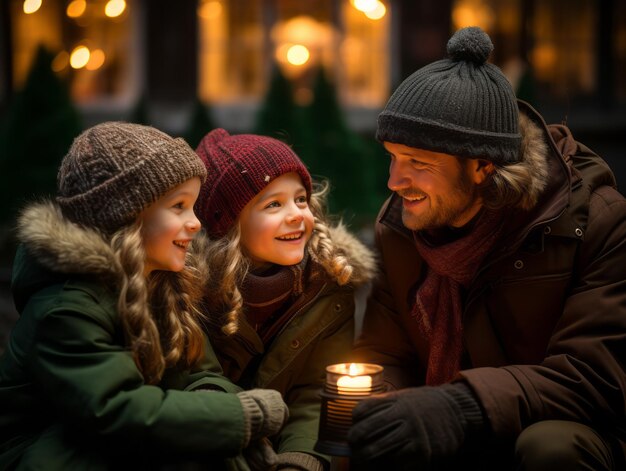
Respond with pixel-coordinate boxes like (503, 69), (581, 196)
(200, 180), (353, 335)
(110, 221), (207, 384)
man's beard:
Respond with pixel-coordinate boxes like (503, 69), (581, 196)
(401, 163), (479, 231)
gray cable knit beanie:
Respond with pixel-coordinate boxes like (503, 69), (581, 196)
(376, 26), (521, 164)
(57, 122), (207, 233)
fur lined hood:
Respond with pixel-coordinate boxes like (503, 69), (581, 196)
(516, 109), (551, 208)
(16, 201), (121, 280)
(12, 201), (122, 311)
(321, 222), (377, 286)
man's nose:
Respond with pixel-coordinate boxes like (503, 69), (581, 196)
(387, 160), (410, 192)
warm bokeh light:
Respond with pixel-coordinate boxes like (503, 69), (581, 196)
(105, 0), (126, 18)
(23, 0), (42, 14)
(353, 0), (378, 13)
(70, 45), (90, 69)
(66, 0), (86, 18)
(51, 51), (70, 72)
(286, 44), (310, 66)
(198, 0), (222, 20)
(531, 43), (557, 77)
(452, 1), (494, 31)
(271, 16), (330, 48)
(86, 49), (106, 70)
(364, 1), (386, 20)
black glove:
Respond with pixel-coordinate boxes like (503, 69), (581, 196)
(348, 382), (485, 470)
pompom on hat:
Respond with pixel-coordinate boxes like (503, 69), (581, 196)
(376, 26), (521, 164)
(57, 122), (207, 233)
(195, 128), (312, 238)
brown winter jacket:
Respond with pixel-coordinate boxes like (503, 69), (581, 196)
(353, 101), (626, 445)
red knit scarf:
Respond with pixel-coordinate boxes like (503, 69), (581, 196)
(412, 209), (505, 385)
(240, 255), (307, 343)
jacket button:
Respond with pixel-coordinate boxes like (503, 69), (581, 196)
(334, 303), (342, 312)
(290, 339), (300, 349)
(575, 228), (583, 237)
(514, 260), (524, 269)
(543, 226), (552, 234)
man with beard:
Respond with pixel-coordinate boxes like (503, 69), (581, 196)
(349, 26), (626, 470)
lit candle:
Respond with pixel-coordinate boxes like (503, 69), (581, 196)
(336, 363), (372, 394)
(316, 362), (384, 456)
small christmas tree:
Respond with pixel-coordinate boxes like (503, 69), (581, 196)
(182, 98), (217, 149)
(303, 67), (384, 221)
(253, 65), (313, 162)
(0, 45), (82, 227)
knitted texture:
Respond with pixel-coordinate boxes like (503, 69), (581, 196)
(376, 26), (521, 164)
(57, 122), (207, 233)
(275, 452), (325, 471)
(237, 389), (289, 445)
(195, 128), (312, 237)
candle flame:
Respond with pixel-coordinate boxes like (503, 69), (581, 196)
(348, 363), (361, 376)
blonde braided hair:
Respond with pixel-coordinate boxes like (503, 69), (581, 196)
(112, 222), (206, 384)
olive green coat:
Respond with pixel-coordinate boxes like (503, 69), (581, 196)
(201, 224), (376, 463)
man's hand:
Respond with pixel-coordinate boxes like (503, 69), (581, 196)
(348, 383), (484, 470)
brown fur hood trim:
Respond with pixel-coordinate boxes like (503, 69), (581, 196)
(516, 110), (550, 209)
(17, 201), (121, 280)
(324, 222), (377, 286)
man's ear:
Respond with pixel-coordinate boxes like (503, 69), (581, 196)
(470, 159), (494, 185)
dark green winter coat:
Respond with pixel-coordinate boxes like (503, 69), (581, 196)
(0, 202), (247, 470)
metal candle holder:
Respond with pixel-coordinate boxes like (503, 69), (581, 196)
(315, 363), (384, 456)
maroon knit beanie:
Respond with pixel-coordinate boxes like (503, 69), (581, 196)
(195, 128), (312, 238)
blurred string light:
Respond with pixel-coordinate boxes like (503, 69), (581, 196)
(86, 49), (106, 70)
(23, 0), (42, 14)
(198, 0), (222, 20)
(66, 0), (86, 18)
(105, 0), (126, 18)
(365, 2), (386, 20)
(452, 0), (494, 30)
(55, 46), (105, 72)
(286, 44), (310, 66)
(351, 0), (386, 20)
(70, 45), (90, 69)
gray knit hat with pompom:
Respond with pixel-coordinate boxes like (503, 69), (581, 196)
(376, 26), (521, 164)
(57, 122), (207, 233)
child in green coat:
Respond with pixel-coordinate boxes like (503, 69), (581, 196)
(194, 129), (376, 470)
(0, 122), (288, 470)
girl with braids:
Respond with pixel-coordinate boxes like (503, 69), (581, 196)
(0, 122), (288, 470)
(194, 129), (376, 471)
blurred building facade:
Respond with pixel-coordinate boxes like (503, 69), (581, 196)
(1, 0), (625, 346)
(1, 0), (626, 179)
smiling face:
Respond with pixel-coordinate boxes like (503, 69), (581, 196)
(141, 177), (202, 276)
(238, 172), (314, 271)
(385, 142), (493, 231)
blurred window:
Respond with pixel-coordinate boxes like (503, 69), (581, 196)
(197, 0), (391, 107)
(451, 0), (624, 104)
(530, 0), (596, 101)
(10, 0), (138, 105)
